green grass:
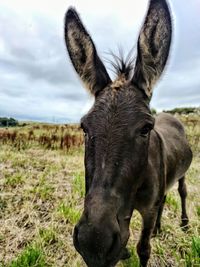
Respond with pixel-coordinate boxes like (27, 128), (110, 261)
(57, 200), (81, 224)
(8, 244), (47, 267)
(72, 172), (85, 198)
(32, 184), (54, 201)
(121, 247), (140, 267)
(166, 194), (180, 212)
(38, 228), (57, 246)
(27, 174), (55, 201)
(196, 206), (200, 218)
(188, 236), (200, 265)
(4, 172), (24, 187)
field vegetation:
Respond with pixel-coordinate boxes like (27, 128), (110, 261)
(0, 123), (83, 151)
(0, 113), (199, 267)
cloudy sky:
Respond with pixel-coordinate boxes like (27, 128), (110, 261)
(0, 0), (199, 123)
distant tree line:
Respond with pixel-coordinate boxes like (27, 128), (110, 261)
(151, 108), (157, 115)
(163, 107), (200, 115)
(0, 117), (18, 127)
(150, 107), (200, 115)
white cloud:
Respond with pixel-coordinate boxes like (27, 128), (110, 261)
(0, 0), (199, 122)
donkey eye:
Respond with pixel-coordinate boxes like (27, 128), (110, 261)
(80, 123), (87, 133)
(90, 136), (95, 141)
(140, 124), (153, 137)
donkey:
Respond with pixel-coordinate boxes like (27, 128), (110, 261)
(64, 0), (192, 266)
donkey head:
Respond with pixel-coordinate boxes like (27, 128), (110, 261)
(64, 0), (171, 266)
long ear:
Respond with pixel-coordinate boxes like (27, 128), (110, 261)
(132, 0), (172, 98)
(64, 8), (111, 96)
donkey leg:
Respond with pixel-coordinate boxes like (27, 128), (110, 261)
(178, 176), (189, 230)
(137, 211), (157, 267)
(153, 195), (166, 236)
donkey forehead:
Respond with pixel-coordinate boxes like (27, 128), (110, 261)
(81, 86), (153, 129)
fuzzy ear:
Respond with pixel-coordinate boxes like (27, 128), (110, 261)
(64, 8), (111, 96)
(132, 0), (172, 98)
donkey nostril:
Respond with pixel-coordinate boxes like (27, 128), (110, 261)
(107, 233), (121, 260)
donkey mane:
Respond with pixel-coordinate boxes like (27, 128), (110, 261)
(106, 49), (135, 80)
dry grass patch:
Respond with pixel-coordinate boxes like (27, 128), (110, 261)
(0, 116), (199, 266)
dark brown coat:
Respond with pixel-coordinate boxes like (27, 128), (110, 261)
(64, 0), (192, 266)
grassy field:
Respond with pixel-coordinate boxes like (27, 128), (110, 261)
(0, 114), (199, 267)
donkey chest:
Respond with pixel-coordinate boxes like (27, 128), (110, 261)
(133, 179), (159, 211)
